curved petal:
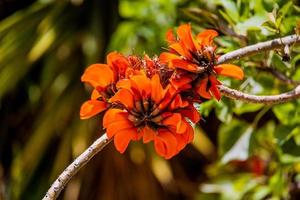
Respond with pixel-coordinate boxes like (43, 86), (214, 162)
(196, 29), (218, 46)
(106, 51), (120, 66)
(169, 94), (188, 110)
(142, 126), (156, 143)
(159, 52), (180, 66)
(106, 119), (134, 138)
(208, 76), (221, 100)
(155, 129), (178, 159)
(116, 79), (131, 90)
(91, 89), (101, 100)
(177, 24), (196, 52)
(130, 75), (151, 98)
(166, 28), (176, 44)
(114, 127), (138, 153)
(151, 74), (165, 104)
(162, 113), (187, 134)
(174, 121), (194, 151)
(169, 75), (193, 90)
(103, 109), (128, 129)
(110, 89), (134, 109)
(196, 77), (212, 99)
(214, 64), (244, 80)
(80, 100), (107, 119)
(169, 42), (192, 60)
(172, 59), (198, 72)
(107, 52), (130, 79)
(181, 104), (201, 123)
(81, 64), (114, 88)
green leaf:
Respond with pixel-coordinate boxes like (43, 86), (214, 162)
(274, 125), (294, 145)
(261, 21), (278, 33)
(276, 1), (293, 29)
(218, 119), (249, 157)
(291, 127), (300, 145)
(280, 154), (300, 164)
(221, 126), (254, 164)
(233, 102), (263, 115)
(217, 0), (239, 23)
(273, 102), (300, 125)
(269, 170), (288, 199)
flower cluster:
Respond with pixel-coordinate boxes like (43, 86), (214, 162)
(80, 24), (244, 159)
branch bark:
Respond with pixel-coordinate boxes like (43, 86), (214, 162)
(217, 34), (300, 64)
(42, 133), (112, 200)
(219, 84), (300, 104)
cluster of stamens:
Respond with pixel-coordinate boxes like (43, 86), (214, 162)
(126, 99), (163, 130)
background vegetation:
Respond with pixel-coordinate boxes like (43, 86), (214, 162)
(0, 0), (300, 199)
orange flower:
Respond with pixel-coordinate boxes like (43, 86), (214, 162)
(103, 74), (200, 159)
(80, 52), (141, 119)
(160, 24), (244, 100)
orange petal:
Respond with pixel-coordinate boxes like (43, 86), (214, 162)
(103, 109), (128, 129)
(106, 119), (134, 138)
(106, 51), (120, 66)
(174, 122), (194, 151)
(130, 75), (151, 98)
(108, 52), (130, 78)
(169, 94), (188, 110)
(114, 127), (138, 153)
(181, 104), (201, 123)
(210, 83), (221, 100)
(177, 24), (196, 52)
(162, 113), (187, 134)
(169, 75), (193, 90)
(196, 29), (218, 46)
(155, 129), (178, 159)
(116, 79), (131, 90)
(151, 74), (165, 104)
(166, 28), (176, 44)
(110, 89), (134, 109)
(196, 78), (212, 99)
(80, 100), (107, 119)
(142, 126), (156, 143)
(208, 76), (221, 100)
(91, 89), (101, 100)
(169, 42), (192, 60)
(159, 52), (180, 66)
(172, 59), (198, 72)
(81, 64), (114, 88)
(214, 64), (244, 80)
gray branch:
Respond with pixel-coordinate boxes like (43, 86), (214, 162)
(217, 34), (300, 64)
(42, 134), (112, 200)
(219, 84), (300, 104)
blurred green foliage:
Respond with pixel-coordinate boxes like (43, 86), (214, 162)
(0, 0), (300, 200)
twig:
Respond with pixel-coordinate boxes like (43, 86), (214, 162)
(42, 133), (112, 200)
(219, 84), (300, 104)
(217, 34), (300, 64)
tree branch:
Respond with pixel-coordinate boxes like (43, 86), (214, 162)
(219, 84), (300, 104)
(217, 34), (300, 64)
(42, 133), (112, 200)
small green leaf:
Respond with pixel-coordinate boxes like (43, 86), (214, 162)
(221, 126), (254, 164)
(291, 127), (300, 145)
(276, 1), (293, 29)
